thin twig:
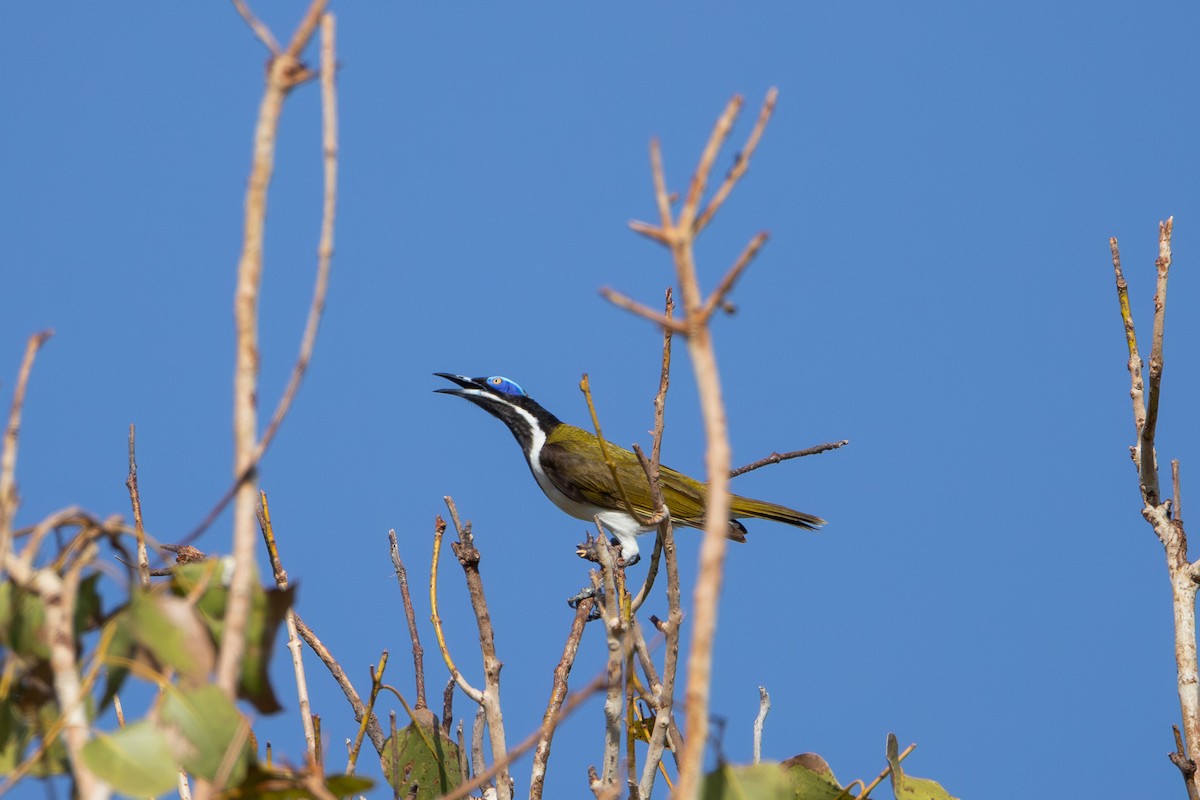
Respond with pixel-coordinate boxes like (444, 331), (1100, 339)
(699, 230), (768, 323)
(862, 741), (917, 797)
(219, 0), (328, 701)
(346, 652), (387, 774)
(595, 538), (625, 790)
(388, 529), (427, 710)
(752, 686), (770, 764)
(439, 669), (610, 800)
(693, 88), (778, 234)
(124, 425), (151, 588)
(1172, 724), (1199, 800)
(443, 497), (512, 800)
(1112, 218), (1200, 797)
(730, 440), (850, 478)
(680, 94), (743, 230)
(597, 288), (687, 333)
(254, 9), (338, 476)
(183, 7), (334, 550)
(0, 329), (52, 568)
(429, 513), (483, 704)
(293, 612), (385, 755)
(6, 543), (106, 799)
(386, 532), (429, 714)
(258, 490), (317, 761)
(230, 0), (280, 53)
(579, 375), (658, 530)
(618, 89), (782, 800)
(530, 596), (595, 800)
(637, 514), (683, 797)
(631, 289), (675, 614)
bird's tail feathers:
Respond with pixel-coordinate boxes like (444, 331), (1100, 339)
(730, 496), (825, 531)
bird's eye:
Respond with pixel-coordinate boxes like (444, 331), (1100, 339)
(487, 377), (525, 397)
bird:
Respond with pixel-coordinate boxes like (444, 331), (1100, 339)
(435, 373), (825, 564)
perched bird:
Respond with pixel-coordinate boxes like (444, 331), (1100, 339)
(435, 373), (824, 564)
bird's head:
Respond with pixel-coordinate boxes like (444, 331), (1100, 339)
(435, 373), (562, 455)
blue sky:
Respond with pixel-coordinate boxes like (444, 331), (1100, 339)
(3, 3), (1199, 797)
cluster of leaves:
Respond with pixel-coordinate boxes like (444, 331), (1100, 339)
(1, 558), (371, 798)
(702, 736), (958, 800)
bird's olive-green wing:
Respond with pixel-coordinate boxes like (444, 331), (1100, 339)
(540, 426), (710, 526)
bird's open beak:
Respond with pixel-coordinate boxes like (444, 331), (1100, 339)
(433, 373), (481, 396)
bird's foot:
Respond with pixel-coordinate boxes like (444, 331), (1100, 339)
(566, 586), (604, 620)
(575, 532), (602, 563)
(575, 533), (637, 567)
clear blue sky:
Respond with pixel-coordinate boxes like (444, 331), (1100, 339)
(3, 3), (1199, 798)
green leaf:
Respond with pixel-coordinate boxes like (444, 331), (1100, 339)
(73, 573), (104, 636)
(159, 684), (251, 787)
(129, 588), (214, 682)
(81, 721), (178, 796)
(886, 733), (960, 800)
(170, 561), (290, 714)
(0, 677), (70, 777)
(226, 763), (374, 799)
(324, 773), (376, 796)
(381, 720), (462, 798)
(98, 611), (138, 712)
(702, 763), (795, 800)
(0, 584), (48, 659)
(780, 753), (847, 798)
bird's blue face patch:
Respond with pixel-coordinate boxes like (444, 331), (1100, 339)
(486, 376), (526, 397)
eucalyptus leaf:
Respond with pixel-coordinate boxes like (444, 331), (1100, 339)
(81, 721), (178, 796)
(886, 733), (960, 800)
(159, 683), (251, 787)
(381, 720), (462, 798)
(701, 763), (795, 800)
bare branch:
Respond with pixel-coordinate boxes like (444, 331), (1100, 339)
(753, 686), (770, 764)
(124, 425), (151, 588)
(693, 88), (778, 235)
(599, 287), (687, 333)
(388, 529), (426, 710)
(730, 440), (850, 478)
(254, 9), (338, 470)
(346, 651), (388, 774)
(429, 513), (483, 705)
(699, 230), (768, 323)
(220, 0), (328, 700)
(293, 612), (385, 755)
(1112, 218), (1200, 797)
(579, 375), (657, 531)
(530, 596), (595, 800)
(443, 498), (512, 800)
(0, 329), (52, 566)
(258, 490), (317, 760)
(230, 0), (281, 53)
(440, 669), (609, 800)
(183, 8), (337, 550)
(679, 94), (743, 230)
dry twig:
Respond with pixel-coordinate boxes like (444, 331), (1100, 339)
(389, 529), (427, 710)
(443, 497), (512, 800)
(614, 88), (779, 799)
(0, 329), (52, 567)
(218, 0), (329, 702)
(292, 612), (385, 755)
(529, 596), (595, 800)
(1111, 218), (1200, 798)
(124, 425), (151, 588)
(729, 440), (850, 478)
(258, 490), (317, 760)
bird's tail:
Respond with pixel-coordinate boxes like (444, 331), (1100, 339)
(730, 495), (825, 531)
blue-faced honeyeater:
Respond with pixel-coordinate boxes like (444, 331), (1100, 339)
(435, 373), (824, 564)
